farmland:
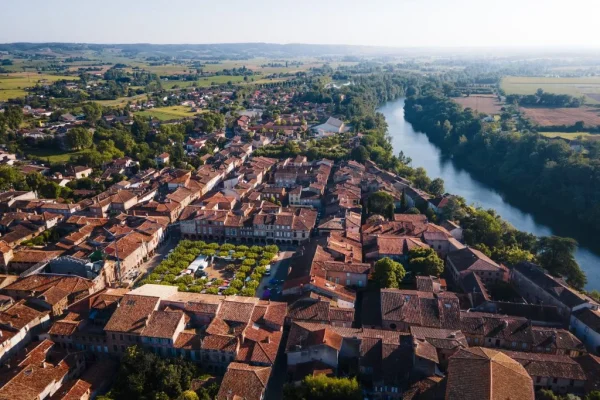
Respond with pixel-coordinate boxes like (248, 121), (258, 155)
(0, 72), (78, 101)
(453, 95), (504, 115)
(501, 76), (600, 104)
(539, 131), (597, 140)
(136, 105), (200, 121)
(520, 106), (600, 127)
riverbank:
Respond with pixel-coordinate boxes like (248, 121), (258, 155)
(378, 97), (600, 290)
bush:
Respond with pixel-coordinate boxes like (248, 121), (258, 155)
(265, 245), (279, 253)
(232, 252), (246, 259)
(201, 249), (216, 256)
(220, 244), (236, 252)
(163, 274), (177, 283)
(230, 279), (244, 289)
(236, 245), (249, 252)
(205, 287), (218, 295)
(188, 285), (203, 293)
(250, 273), (261, 281)
(255, 266), (266, 275)
(240, 287), (256, 297)
(246, 252), (259, 260)
(250, 245), (262, 254)
(224, 264), (236, 273)
(205, 243), (220, 249)
(258, 259), (271, 266)
(246, 280), (259, 289)
(238, 266), (251, 274)
(154, 265), (168, 275)
(235, 272), (246, 280)
(212, 279), (223, 286)
(176, 275), (194, 285)
(242, 259), (256, 267)
(223, 287), (238, 296)
(262, 252), (276, 261)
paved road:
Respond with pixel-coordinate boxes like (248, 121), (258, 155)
(257, 251), (295, 300)
(127, 235), (179, 287)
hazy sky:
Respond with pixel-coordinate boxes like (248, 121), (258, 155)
(1, 0), (599, 48)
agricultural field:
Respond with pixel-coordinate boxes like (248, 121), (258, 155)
(539, 131), (595, 140)
(136, 105), (200, 121)
(94, 93), (149, 107)
(501, 76), (600, 104)
(453, 95), (504, 115)
(0, 72), (78, 101)
(520, 106), (600, 127)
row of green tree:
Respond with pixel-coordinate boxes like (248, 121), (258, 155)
(404, 94), (589, 288)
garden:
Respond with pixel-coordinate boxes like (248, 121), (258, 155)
(138, 240), (279, 297)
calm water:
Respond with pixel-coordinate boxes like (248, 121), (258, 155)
(379, 97), (600, 290)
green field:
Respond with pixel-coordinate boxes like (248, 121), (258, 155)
(0, 73), (79, 100)
(501, 76), (600, 104)
(539, 131), (595, 140)
(94, 93), (149, 107)
(136, 106), (200, 121)
(26, 148), (86, 163)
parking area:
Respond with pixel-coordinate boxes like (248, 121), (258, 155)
(202, 258), (237, 281)
(257, 251), (295, 300)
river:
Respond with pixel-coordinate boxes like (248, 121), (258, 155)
(379, 97), (600, 290)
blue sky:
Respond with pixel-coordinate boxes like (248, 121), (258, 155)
(1, 0), (599, 47)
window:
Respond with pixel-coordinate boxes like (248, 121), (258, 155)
(512, 341), (517, 347)
(553, 378), (558, 384)
(346, 279), (350, 285)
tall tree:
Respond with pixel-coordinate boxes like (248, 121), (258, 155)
(537, 236), (586, 289)
(66, 127), (93, 150)
(408, 247), (444, 277)
(372, 257), (406, 288)
(367, 191), (395, 220)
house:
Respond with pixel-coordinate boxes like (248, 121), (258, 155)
(571, 307), (600, 354)
(72, 166), (93, 179)
(0, 339), (86, 400)
(445, 347), (534, 400)
(501, 350), (586, 395)
(365, 236), (429, 263)
(0, 300), (51, 362)
(217, 363), (271, 400)
(286, 321), (413, 395)
(155, 152), (170, 166)
(287, 295), (354, 327)
(2, 275), (95, 317)
(460, 311), (585, 356)
(311, 117), (346, 137)
(379, 289), (461, 331)
(511, 262), (598, 321)
(39, 202), (81, 216)
(446, 247), (507, 287)
(101, 285), (285, 373)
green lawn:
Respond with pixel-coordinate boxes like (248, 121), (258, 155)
(136, 105), (200, 121)
(501, 76), (600, 104)
(0, 73), (79, 100)
(94, 93), (148, 107)
(539, 131), (596, 140)
(25, 148), (86, 163)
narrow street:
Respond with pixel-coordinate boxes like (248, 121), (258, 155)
(256, 250), (296, 300)
(127, 235), (179, 287)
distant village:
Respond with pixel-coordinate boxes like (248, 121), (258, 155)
(0, 73), (600, 400)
